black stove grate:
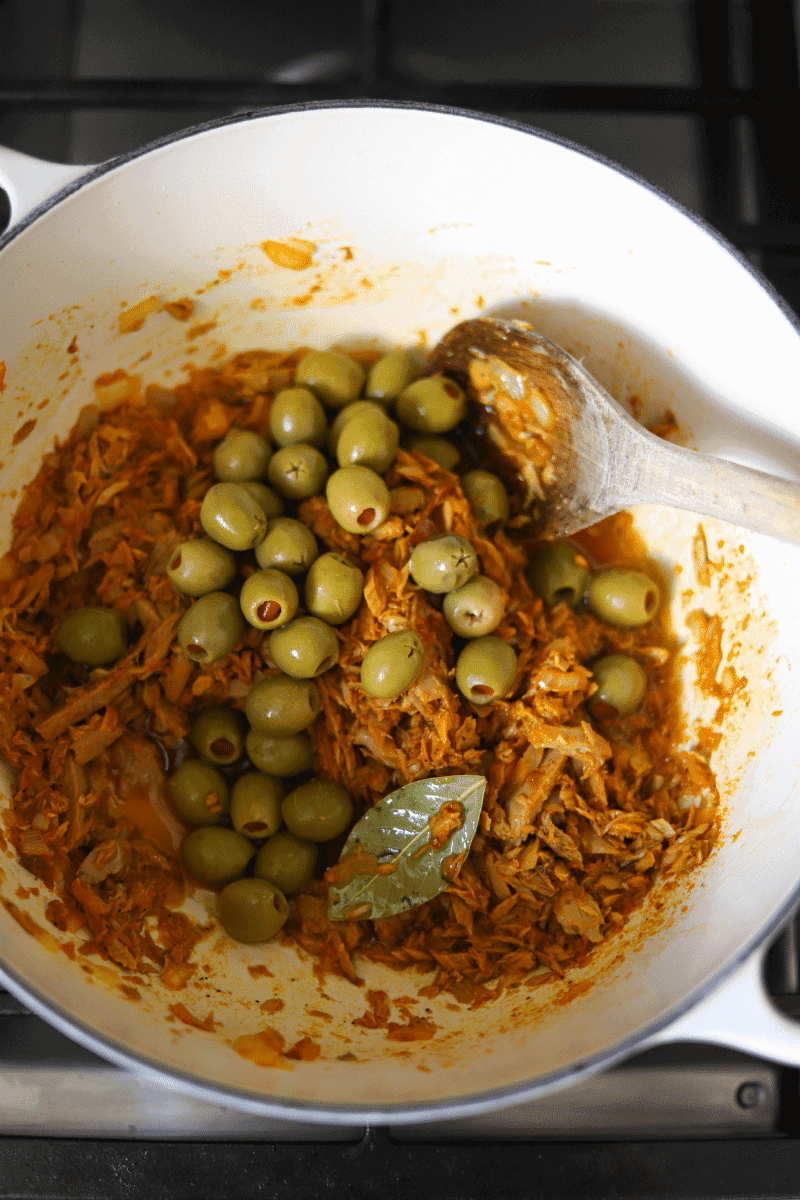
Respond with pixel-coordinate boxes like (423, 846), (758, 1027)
(0, 1), (799, 263)
(3, 1), (800, 1196)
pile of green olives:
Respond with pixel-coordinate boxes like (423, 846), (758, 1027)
(166, 345), (434, 673)
(166, 701), (356, 944)
(529, 541), (661, 630)
(59, 345), (475, 684)
(395, 532), (516, 705)
(529, 540), (662, 719)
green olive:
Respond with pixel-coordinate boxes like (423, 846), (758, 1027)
(190, 707), (244, 765)
(336, 410), (400, 474)
(230, 772), (284, 838)
(326, 465), (390, 535)
(268, 387), (328, 448)
(360, 629), (425, 700)
(366, 349), (416, 402)
(167, 759), (230, 826)
(182, 826), (254, 887)
(254, 517), (318, 577)
(178, 592), (246, 663)
(529, 542), (590, 608)
(461, 469), (510, 524)
(409, 534), (478, 593)
(295, 349), (365, 408)
(55, 607), (127, 666)
(245, 729), (315, 777)
(200, 482), (268, 551)
(167, 539), (238, 598)
(587, 568), (661, 628)
(404, 435), (460, 471)
(267, 443), (328, 500)
(281, 779), (353, 842)
(304, 552), (365, 625)
(218, 877), (289, 943)
(328, 400), (388, 454)
(254, 832), (317, 895)
(396, 375), (466, 434)
(213, 428), (272, 482)
(455, 637), (518, 705)
(443, 576), (505, 638)
(239, 481), (284, 518)
(589, 653), (648, 718)
(245, 674), (321, 735)
(239, 568), (298, 631)
(269, 616), (340, 679)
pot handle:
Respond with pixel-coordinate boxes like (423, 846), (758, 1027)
(646, 943), (800, 1064)
(0, 145), (90, 230)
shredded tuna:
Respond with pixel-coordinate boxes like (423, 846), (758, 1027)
(0, 345), (718, 1007)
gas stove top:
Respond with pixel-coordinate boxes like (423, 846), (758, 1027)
(3, 1), (800, 1196)
(1, 972), (800, 1199)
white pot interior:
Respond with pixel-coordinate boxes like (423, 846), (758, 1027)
(1, 106), (800, 1121)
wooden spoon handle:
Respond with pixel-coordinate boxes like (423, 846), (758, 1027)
(610, 425), (800, 545)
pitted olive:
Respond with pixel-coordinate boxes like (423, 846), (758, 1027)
(239, 569), (298, 631)
(409, 534), (478, 594)
(218, 877), (289, 942)
(178, 592), (246, 663)
(396, 375), (465, 433)
(213, 428), (271, 483)
(295, 349), (365, 408)
(326, 466), (390, 535)
(200, 482), (268, 551)
(269, 387), (328, 448)
(245, 674), (321, 735)
(455, 637), (518, 705)
(267, 444), (328, 501)
(167, 539), (237, 598)
(255, 518), (318, 577)
(366, 349), (416, 402)
(56, 607), (127, 666)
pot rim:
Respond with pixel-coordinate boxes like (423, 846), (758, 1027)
(1, 98), (799, 1125)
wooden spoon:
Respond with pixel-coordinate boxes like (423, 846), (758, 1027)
(430, 318), (800, 543)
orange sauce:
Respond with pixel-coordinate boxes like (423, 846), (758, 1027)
(113, 788), (185, 855)
(232, 1027), (293, 1070)
(326, 845), (396, 886)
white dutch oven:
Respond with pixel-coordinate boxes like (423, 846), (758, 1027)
(1, 103), (800, 1125)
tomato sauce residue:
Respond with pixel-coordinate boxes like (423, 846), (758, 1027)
(261, 239), (315, 271)
(232, 1026), (293, 1070)
(12, 419), (37, 447)
(412, 799), (464, 859)
(169, 1002), (216, 1032)
(247, 964), (274, 980)
(352, 989), (438, 1041)
(118, 295), (159, 335)
(114, 786), (185, 856)
(284, 1036), (322, 1062)
(163, 298), (194, 321)
(325, 844), (397, 886)
(186, 321), (217, 341)
(441, 851), (467, 882)
(2, 898), (59, 953)
(386, 1018), (437, 1042)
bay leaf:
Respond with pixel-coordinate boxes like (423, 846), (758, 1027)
(327, 774), (486, 922)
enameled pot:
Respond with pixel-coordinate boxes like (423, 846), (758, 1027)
(2, 103), (800, 1125)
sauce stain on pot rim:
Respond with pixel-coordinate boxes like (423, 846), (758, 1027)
(1, 102), (800, 1123)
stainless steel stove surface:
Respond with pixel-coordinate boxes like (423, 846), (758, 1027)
(3, 1), (800, 1197)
